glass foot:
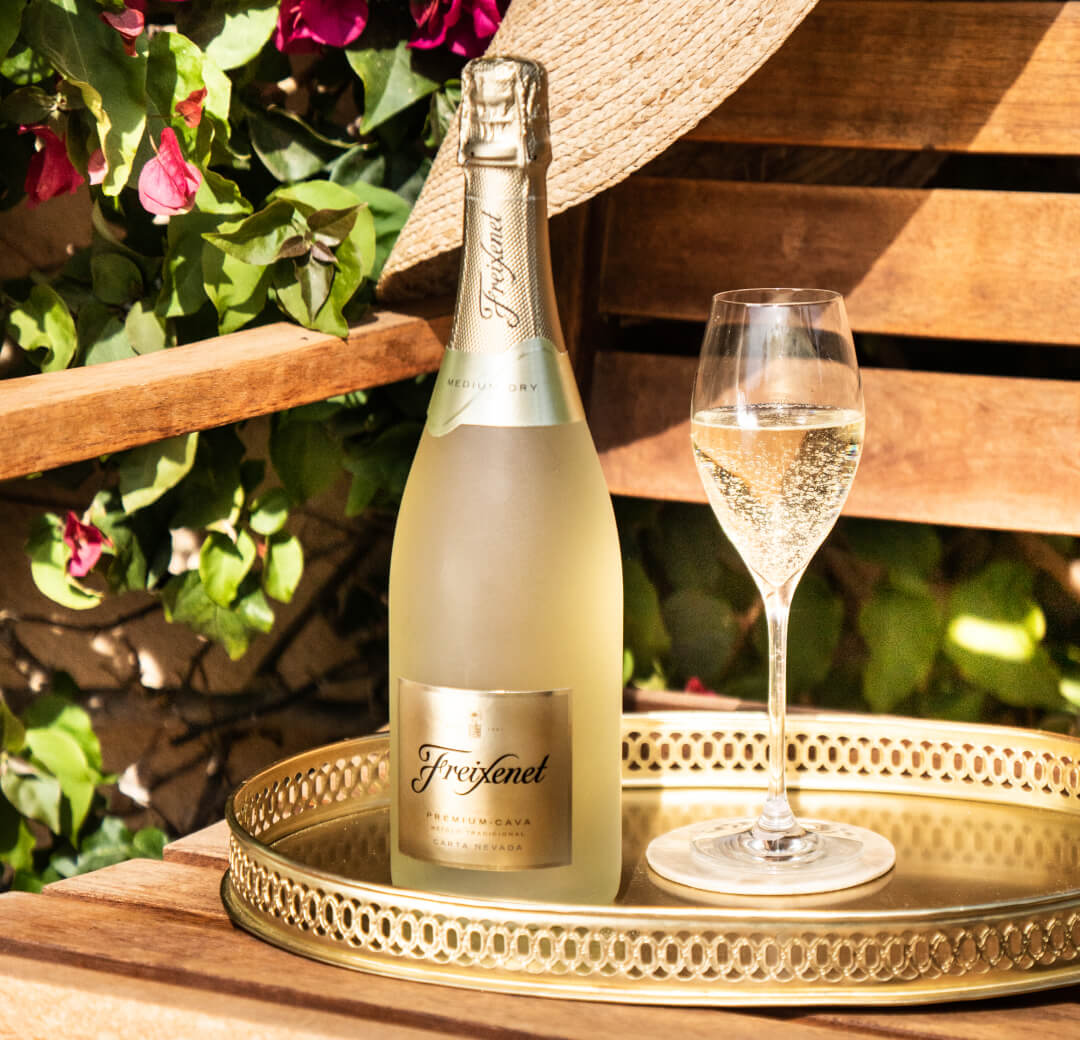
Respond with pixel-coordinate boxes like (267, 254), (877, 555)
(646, 817), (896, 896)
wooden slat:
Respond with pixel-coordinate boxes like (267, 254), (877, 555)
(163, 819), (230, 867)
(0, 875), (867, 1040)
(0, 307), (450, 484)
(45, 857), (229, 920)
(689, 1), (1080, 154)
(590, 352), (1080, 535)
(0, 954), (436, 1040)
(599, 178), (1080, 346)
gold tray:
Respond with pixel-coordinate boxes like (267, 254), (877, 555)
(222, 711), (1080, 1005)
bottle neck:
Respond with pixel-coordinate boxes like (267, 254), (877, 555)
(447, 164), (564, 355)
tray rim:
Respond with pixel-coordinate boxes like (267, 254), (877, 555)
(222, 710), (1080, 1004)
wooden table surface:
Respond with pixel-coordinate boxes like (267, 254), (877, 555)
(2, 821), (1079, 1039)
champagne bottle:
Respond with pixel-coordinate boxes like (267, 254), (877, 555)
(388, 57), (623, 904)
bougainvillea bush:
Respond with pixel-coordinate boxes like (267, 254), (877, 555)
(0, 0), (502, 889)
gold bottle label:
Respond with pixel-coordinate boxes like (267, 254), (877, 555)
(397, 680), (572, 870)
(425, 337), (585, 437)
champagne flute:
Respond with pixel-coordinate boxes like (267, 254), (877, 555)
(646, 288), (895, 895)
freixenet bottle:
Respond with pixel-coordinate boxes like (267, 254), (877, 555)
(388, 57), (623, 904)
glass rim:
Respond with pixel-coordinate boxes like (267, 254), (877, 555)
(711, 288), (842, 308)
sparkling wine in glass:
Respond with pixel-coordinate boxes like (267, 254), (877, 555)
(646, 288), (896, 895)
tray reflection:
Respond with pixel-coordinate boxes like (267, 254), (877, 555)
(269, 784), (1080, 915)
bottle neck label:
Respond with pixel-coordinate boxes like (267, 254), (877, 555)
(426, 337), (585, 437)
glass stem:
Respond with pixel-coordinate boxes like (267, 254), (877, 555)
(754, 575), (801, 840)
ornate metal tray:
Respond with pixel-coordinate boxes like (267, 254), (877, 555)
(222, 712), (1080, 1005)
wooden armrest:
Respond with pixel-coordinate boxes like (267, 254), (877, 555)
(0, 307), (450, 483)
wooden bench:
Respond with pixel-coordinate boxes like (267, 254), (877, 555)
(579, 0), (1080, 538)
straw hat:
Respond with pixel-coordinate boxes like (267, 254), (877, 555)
(377, 0), (820, 301)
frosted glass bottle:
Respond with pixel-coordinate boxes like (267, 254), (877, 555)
(388, 57), (623, 904)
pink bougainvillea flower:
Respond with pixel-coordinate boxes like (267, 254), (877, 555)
(87, 148), (107, 185)
(409, 0), (504, 58)
(274, 0), (368, 53)
(100, 4), (145, 57)
(20, 125), (84, 208)
(63, 512), (112, 579)
(137, 127), (202, 216)
(175, 87), (208, 128)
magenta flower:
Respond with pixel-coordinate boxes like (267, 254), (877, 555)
(175, 87), (208, 129)
(137, 127), (202, 216)
(63, 512), (111, 578)
(274, 0), (368, 53)
(100, 3), (145, 57)
(409, 0), (504, 58)
(20, 125), (84, 208)
(87, 148), (107, 186)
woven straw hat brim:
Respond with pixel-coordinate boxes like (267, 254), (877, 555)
(377, 0), (820, 302)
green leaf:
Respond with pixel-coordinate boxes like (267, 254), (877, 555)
(202, 246), (270, 334)
(424, 80), (461, 151)
(0, 699), (25, 754)
(270, 415), (343, 504)
(247, 106), (343, 182)
(858, 585), (941, 713)
(263, 532), (303, 604)
(175, 0), (278, 71)
(25, 513), (103, 611)
(235, 581), (274, 634)
(1, 771), (62, 835)
(87, 492), (149, 595)
(91, 253), (143, 306)
(249, 487), (289, 535)
(24, 0), (147, 195)
(8, 284), (77, 372)
(132, 826), (167, 859)
(47, 814), (140, 878)
(83, 314), (136, 366)
(161, 570), (257, 660)
(25, 726), (95, 838)
(295, 255), (336, 319)
(846, 520), (942, 586)
(308, 206), (359, 247)
(346, 40), (439, 134)
(0, 799), (36, 873)
(204, 198), (303, 265)
(0, 40), (53, 86)
(24, 691), (103, 773)
(327, 178), (410, 281)
(25, 727), (91, 783)
(944, 560), (1061, 708)
(0, 83), (57, 124)
(0, 0), (28, 63)
(170, 433), (245, 531)
(662, 588), (738, 689)
(623, 558), (671, 677)
(343, 420), (422, 515)
(118, 433), (199, 514)
(125, 300), (168, 355)
(271, 181), (375, 337)
(159, 170), (251, 318)
(787, 573), (846, 694)
(145, 29), (232, 163)
(199, 529), (257, 607)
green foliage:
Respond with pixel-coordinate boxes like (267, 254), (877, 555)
(0, 677), (168, 892)
(2, 0), (465, 673)
(619, 501), (1078, 732)
(7, 284), (77, 371)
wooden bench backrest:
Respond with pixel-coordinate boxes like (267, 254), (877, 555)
(1, 0), (1076, 544)
(582, 0), (1080, 536)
